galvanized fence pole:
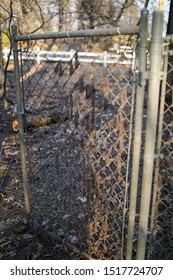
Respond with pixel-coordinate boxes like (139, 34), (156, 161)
(147, 42), (169, 258)
(15, 26), (139, 41)
(11, 24), (31, 224)
(126, 8), (149, 260)
(136, 11), (164, 260)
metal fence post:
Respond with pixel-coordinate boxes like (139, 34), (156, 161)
(126, 8), (148, 260)
(136, 11), (164, 260)
(11, 24), (31, 224)
(147, 42), (169, 259)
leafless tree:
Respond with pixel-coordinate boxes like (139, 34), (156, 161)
(0, 0), (158, 101)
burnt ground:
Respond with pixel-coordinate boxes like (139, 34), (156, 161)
(0, 63), (87, 260)
(0, 107), (96, 259)
(0, 59), (173, 260)
(0, 110), (82, 260)
(0, 60), (133, 260)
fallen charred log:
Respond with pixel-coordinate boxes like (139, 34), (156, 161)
(12, 110), (69, 132)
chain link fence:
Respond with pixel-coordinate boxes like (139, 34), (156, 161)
(149, 43), (173, 260)
(1, 12), (173, 260)
(11, 30), (137, 260)
(0, 27), (25, 257)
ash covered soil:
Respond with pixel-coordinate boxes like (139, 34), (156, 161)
(0, 114), (89, 260)
(1, 59), (172, 260)
(0, 62), (95, 260)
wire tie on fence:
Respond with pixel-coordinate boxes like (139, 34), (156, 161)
(66, 31), (70, 38)
(117, 27), (121, 35)
(27, 34), (31, 41)
(16, 110), (24, 115)
(26, 34), (32, 49)
(154, 153), (164, 159)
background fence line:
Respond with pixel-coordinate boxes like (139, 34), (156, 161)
(2, 47), (135, 67)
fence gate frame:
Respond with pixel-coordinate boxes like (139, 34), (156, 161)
(11, 9), (170, 260)
(127, 10), (165, 260)
(135, 11), (164, 260)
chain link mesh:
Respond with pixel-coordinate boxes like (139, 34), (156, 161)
(150, 48), (173, 260)
(1, 31), (173, 260)
(15, 35), (137, 259)
(0, 47), (25, 253)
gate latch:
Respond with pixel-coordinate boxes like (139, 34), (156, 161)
(138, 71), (166, 86)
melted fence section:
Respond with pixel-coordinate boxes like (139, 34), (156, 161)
(15, 33), (137, 259)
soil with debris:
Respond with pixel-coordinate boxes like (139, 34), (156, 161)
(0, 57), (130, 259)
(0, 110), (83, 260)
(0, 59), (173, 260)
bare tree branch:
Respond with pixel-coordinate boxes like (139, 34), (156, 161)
(0, 4), (11, 15)
(0, 0), (13, 100)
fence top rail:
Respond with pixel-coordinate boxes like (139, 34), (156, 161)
(13, 25), (139, 42)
